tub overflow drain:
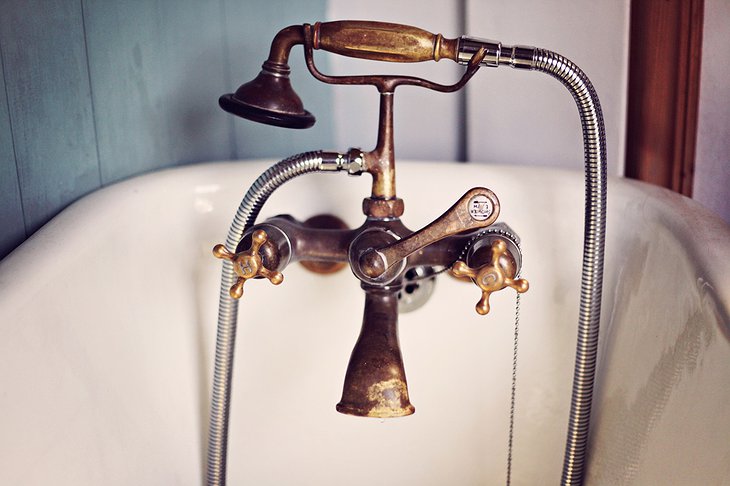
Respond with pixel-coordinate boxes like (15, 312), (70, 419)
(397, 266), (437, 313)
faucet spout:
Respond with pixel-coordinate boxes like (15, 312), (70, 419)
(337, 285), (415, 418)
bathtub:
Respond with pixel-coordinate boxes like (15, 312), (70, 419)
(0, 160), (728, 485)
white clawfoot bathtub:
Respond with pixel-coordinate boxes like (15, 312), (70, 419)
(1, 160), (728, 485)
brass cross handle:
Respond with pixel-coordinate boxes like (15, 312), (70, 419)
(451, 239), (529, 315)
(212, 229), (284, 299)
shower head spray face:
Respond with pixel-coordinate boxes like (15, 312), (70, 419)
(219, 61), (315, 129)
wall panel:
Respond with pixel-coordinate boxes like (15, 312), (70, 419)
(0, 0), (330, 261)
(465, 0), (629, 176)
(693, 0), (730, 224)
(0, 54), (26, 258)
(83, 0), (233, 184)
(0, 0), (101, 235)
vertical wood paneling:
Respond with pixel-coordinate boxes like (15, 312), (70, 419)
(0, 0), (330, 261)
(0, 55), (26, 259)
(83, 0), (232, 184)
(223, 0), (333, 158)
(0, 0), (101, 235)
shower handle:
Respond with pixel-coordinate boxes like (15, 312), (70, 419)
(311, 20), (459, 63)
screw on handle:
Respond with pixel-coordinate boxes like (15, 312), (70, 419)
(312, 21), (459, 63)
(451, 239), (529, 315)
(212, 229), (283, 299)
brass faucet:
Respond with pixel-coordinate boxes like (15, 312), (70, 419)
(213, 21), (529, 418)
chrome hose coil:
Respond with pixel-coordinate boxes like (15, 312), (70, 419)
(207, 151), (330, 486)
(533, 49), (608, 485)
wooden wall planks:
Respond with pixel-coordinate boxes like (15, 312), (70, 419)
(0, 53), (26, 258)
(0, 0), (332, 260)
(84, 0), (233, 184)
(0, 0), (101, 236)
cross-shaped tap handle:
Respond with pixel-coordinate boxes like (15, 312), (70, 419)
(451, 239), (529, 315)
(212, 229), (284, 299)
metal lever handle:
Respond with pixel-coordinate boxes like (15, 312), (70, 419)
(359, 187), (500, 278)
(212, 229), (284, 299)
(312, 21), (459, 63)
(451, 239), (529, 315)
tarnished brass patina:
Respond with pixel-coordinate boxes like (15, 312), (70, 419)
(364, 92), (398, 201)
(337, 286), (414, 417)
(220, 20), (486, 216)
(451, 239), (530, 315)
(212, 229), (284, 299)
(299, 214), (350, 274)
(312, 20), (458, 63)
(216, 20), (527, 419)
(301, 24), (486, 212)
(361, 196), (405, 219)
(218, 24), (315, 129)
(359, 187), (500, 278)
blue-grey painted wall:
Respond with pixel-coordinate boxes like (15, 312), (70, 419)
(0, 0), (331, 260)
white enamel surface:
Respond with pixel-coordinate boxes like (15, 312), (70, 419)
(0, 160), (728, 485)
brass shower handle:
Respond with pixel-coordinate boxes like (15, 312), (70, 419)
(312, 21), (459, 63)
(451, 239), (529, 315)
(358, 187), (500, 279)
(212, 229), (284, 299)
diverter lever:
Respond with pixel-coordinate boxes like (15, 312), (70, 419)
(358, 187), (500, 279)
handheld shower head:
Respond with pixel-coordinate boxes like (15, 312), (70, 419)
(219, 21), (465, 130)
(219, 60), (315, 129)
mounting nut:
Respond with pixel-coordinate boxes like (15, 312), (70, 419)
(362, 197), (405, 219)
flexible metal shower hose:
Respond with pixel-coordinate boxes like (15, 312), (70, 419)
(206, 151), (331, 486)
(532, 49), (608, 485)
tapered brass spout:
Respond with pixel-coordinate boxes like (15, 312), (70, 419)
(337, 285), (415, 418)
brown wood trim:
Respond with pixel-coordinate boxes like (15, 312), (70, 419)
(625, 0), (704, 196)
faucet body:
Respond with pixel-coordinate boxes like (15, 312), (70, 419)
(229, 177), (521, 418)
(210, 19), (606, 486)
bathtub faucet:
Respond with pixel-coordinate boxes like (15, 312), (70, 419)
(214, 21), (529, 418)
(209, 20), (606, 486)
(212, 168), (529, 416)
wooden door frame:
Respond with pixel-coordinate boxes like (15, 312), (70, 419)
(625, 0), (704, 196)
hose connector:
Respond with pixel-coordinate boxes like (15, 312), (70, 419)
(318, 148), (365, 175)
(457, 36), (536, 69)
